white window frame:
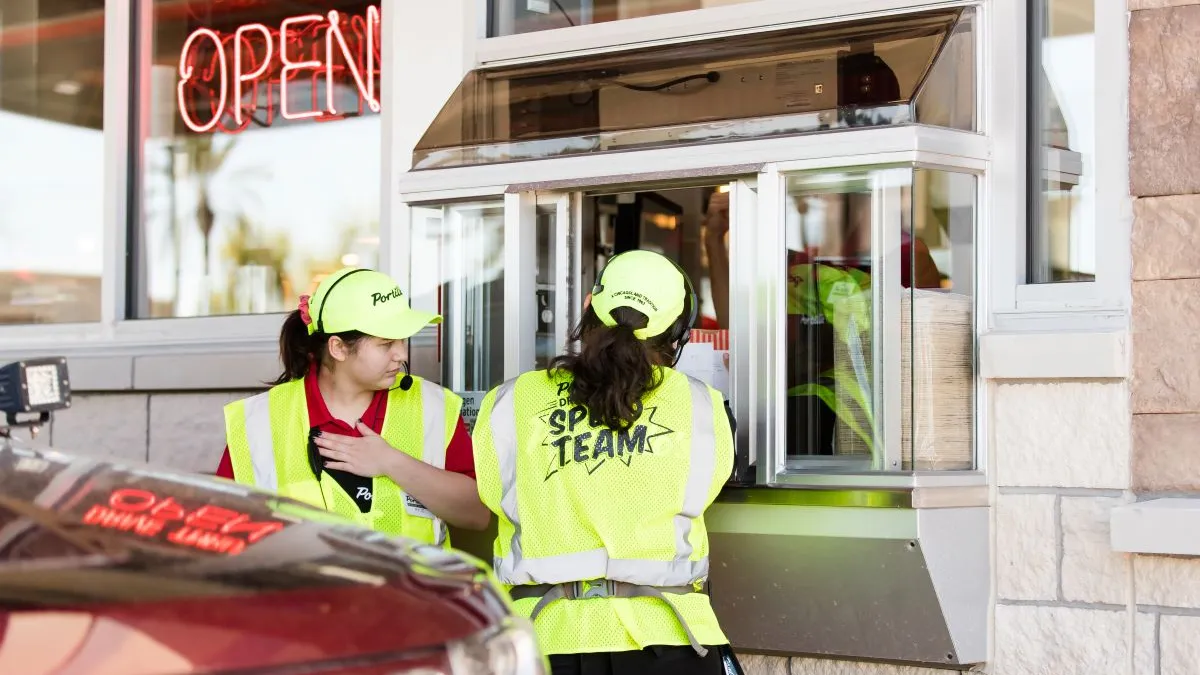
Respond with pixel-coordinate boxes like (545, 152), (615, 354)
(0, 0), (401, 392)
(399, 126), (991, 486)
(468, 0), (1132, 363)
(475, 0), (973, 63)
(987, 0), (1131, 335)
(402, 190), (510, 391)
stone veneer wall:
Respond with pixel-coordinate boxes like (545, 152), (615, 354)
(31, 392), (245, 475)
(1124, 2), (1200, 675)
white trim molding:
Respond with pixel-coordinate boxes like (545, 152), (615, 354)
(986, 0), (1132, 333)
(980, 329), (1128, 380)
(1112, 499), (1200, 557)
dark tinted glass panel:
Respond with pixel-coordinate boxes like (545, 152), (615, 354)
(0, 0), (104, 324)
(1027, 0), (1094, 283)
(415, 8), (974, 169)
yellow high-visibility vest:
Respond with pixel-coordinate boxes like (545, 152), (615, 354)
(472, 367), (734, 655)
(223, 376), (461, 545)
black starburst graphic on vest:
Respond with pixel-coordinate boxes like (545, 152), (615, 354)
(539, 401), (676, 481)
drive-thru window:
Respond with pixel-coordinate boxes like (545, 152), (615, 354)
(398, 6), (1013, 667)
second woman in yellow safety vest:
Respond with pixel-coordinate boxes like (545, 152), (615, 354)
(472, 250), (736, 675)
(220, 267), (490, 544)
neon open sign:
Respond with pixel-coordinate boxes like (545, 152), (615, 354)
(82, 488), (286, 556)
(177, 6), (381, 134)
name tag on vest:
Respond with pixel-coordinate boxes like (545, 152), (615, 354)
(404, 493), (433, 519)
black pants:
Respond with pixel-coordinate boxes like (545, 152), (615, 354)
(549, 645), (726, 675)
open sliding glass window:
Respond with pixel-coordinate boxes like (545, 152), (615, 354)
(413, 7), (976, 170)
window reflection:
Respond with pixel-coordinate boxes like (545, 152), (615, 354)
(1029, 0), (1095, 283)
(535, 205), (569, 371)
(410, 203), (506, 392)
(134, 1), (382, 318)
(784, 169), (975, 471)
(418, 8), (974, 169)
(0, 0), (105, 324)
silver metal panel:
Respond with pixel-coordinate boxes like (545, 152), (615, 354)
(872, 168), (908, 472)
(730, 180), (758, 474)
(505, 164), (764, 193)
(919, 507), (990, 663)
(755, 169), (784, 484)
(104, 0), (135, 325)
(553, 195), (572, 357)
(503, 193), (537, 379)
(708, 504), (988, 667)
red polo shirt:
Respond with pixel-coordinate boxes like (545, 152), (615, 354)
(215, 368), (475, 481)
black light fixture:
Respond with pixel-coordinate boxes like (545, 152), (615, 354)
(0, 357), (72, 429)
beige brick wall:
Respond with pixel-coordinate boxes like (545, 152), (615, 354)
(1125, 5), (1200, 675)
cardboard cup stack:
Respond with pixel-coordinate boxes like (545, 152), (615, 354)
(831, 289), (973, 470)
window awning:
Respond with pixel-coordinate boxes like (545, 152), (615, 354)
(412, 7), (975, 171)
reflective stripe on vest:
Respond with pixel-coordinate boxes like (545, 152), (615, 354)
(487, 374), (718, 587)
(242, 391), (277, 491)
(224, 376), (459, 545)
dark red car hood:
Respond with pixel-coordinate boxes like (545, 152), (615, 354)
(0, 444), (510, 674)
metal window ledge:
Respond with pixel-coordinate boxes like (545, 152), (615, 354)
(708, 484), (989, 668)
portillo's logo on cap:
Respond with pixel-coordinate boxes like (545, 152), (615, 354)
(372, 287), (403, 306)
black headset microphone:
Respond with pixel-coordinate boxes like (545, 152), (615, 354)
(397, 362), (414, 391)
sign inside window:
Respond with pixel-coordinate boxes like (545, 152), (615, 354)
(177, 6), (381, 134)
(81, 488), (286, 556)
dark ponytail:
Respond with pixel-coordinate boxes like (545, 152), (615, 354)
(271, 309), (367, 386)
(549, 299), (692, 431)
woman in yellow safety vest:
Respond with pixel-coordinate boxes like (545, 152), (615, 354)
(472, 250), (737, 675)
(220, 267), (490, 544)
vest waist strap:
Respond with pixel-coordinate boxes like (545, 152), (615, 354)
(509, 581), (708, 658)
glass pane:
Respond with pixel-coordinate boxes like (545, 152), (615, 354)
(784, 170), (892, 470)
(782, 168), (902, 470)
(0, 0), (104, 324)
(535, 205), (557, 369)
(913, 9), (976, 131)
(416, 8), (970, 170)
(134, 1), (382, 318)
(489, 0), (763, 37)
(784, 168), (976, 472)
(906, 170), (975, 471)
(410, 202), (506, 392)
(1028, 0), (1095, 283)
